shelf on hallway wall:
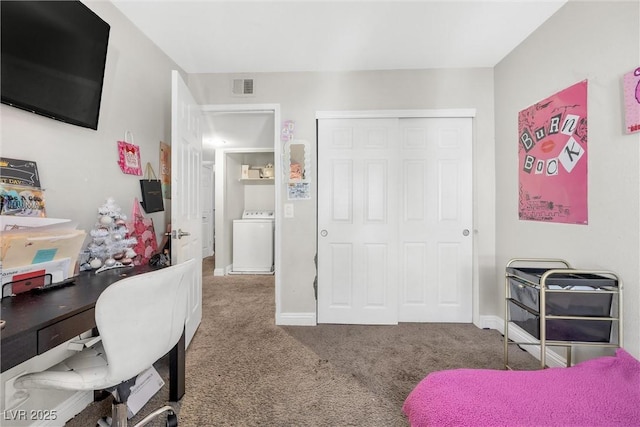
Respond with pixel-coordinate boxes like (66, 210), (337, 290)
(239, 178), (275, 184)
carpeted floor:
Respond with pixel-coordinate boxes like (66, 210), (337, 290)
(66, 257), (539, 426)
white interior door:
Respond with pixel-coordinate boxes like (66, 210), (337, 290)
(317, 115), (472, 325)
(398, 118), (472, 322)
(201, 162), (214, 258)
(317, 118), (399, 324)
(171, 70), (203, 348)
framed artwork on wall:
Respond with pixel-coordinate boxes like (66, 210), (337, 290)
(518, 80), (588, 225)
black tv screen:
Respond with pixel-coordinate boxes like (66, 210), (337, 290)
(1, 1), (110, 130)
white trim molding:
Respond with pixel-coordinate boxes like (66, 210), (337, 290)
(316, 109), (476, 120)
(277, 312), (317, 326)
(202, 103), (280, 114)
(200, 103), (283, 326)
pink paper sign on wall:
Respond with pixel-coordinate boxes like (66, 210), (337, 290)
(117, 140), (142, 176)
(623, 67), (640, 134)
(518, 80), (588, 225)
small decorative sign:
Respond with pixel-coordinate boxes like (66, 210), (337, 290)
(117, 140), (142, 176)
(160, 141), (171, 199)
(623, 67), (640, 134)
(281, 120), (295, 142)
(0, 184), (46, 217)
(0, 158), (46, 217)
(287, 182), (310, 200)
(0, 157), (41, 188)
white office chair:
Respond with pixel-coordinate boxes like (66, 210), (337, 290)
(14, 258), (196, 427)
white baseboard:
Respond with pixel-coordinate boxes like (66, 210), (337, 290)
(479, 315), (566, 368)
(50, 391), (93, 427)
(1, 390), (92, 427)
(276, 312), (317, 326)
(478, 314), (504, 331)
(213, 264), (233, 276)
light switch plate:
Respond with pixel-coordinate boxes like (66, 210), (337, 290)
(284, 204), (294, 218)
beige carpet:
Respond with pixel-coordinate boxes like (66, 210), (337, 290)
(178, 271), (401, 426)
(67, 257), (539, 426)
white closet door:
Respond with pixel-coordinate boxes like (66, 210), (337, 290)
(317, 118), (399, 324)
(398, 117), (473, 322)
(317, 116), (473, 324)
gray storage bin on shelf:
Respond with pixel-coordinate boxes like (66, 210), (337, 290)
(507, 268), (616, 316)
(508, 300), (613, 343)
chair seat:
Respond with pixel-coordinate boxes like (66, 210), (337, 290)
(14, 343), (116, 391)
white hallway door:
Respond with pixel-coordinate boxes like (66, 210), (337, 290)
(201, 162), (214, 258)
(317, 116), (472, 324)
(171, 70), (203, 347)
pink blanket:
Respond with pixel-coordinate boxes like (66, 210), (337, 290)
(403, 348), (640, 427)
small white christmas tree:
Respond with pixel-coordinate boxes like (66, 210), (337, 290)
(86, 197), (137, 273)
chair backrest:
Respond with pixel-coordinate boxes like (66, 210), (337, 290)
(95, 259), (196, 384)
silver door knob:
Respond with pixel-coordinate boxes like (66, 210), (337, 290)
(171, 229), (191, 239)
(462, 229), (470, 236)
(320, 230), (328, 237)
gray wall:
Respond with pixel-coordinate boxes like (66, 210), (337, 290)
(189, 69), (497, 319)
(1, 1), (180, 243)
(495, 1), (640, 358)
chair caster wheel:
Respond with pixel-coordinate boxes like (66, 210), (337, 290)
(166, 412), (178, 427)
(97, 416), (111, 427)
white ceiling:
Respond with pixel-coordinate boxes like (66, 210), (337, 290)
(110, 0), (568, 74)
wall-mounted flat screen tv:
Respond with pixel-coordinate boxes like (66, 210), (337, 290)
(1, 1), (110, 130)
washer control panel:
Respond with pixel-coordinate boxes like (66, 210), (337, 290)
(242, 210), (275, 219)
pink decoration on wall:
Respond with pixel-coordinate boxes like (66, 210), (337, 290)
(518, 80), (588, 225)
(117, 141), (142, 176)
(623, 67), (640, 134)
(127, 198), (158, 265)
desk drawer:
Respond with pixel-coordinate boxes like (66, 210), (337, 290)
(37, 308), (95, 354)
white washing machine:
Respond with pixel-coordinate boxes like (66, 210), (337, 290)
(232, 210), (275, 274)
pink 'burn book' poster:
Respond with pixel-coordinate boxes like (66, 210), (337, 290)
(623, 67), (640, 134)
(518, 80), (588, 225)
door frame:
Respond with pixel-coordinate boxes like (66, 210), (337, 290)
(315, 109), (479, 325)
(200, 103), (282, 321)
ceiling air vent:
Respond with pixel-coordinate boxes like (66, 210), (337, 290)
(232, 78), (254, 96)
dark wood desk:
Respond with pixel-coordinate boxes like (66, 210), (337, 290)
(0, 265), (185, 401)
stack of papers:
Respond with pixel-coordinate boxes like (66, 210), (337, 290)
(0, 215), (86, 296)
